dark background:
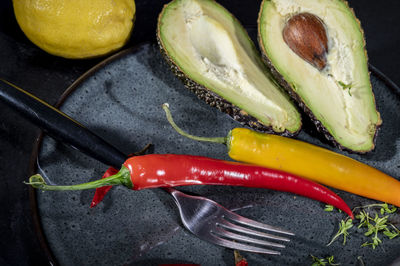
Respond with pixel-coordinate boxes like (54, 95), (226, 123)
(0, 0), (399, 265)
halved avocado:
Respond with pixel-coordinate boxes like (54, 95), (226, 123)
(258, 0), (381, 152)
(157, 0), (301, 135)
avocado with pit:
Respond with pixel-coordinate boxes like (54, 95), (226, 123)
(157, 0), (301, 135)
(258, 0), (381, 153)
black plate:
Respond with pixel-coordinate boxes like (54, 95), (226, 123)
(30, 43), (400, 265)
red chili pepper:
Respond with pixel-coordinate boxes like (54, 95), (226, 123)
(236, 260), (248, 266)
(234, 250), (248, 266)
(90, 166), (118, 208)
(235, 259), (249, 266)
(27, 154), (353, 218)
(90, 143), (154, 208)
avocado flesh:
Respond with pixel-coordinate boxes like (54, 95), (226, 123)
(158, 0), (301, 134)
(258, 0), (381, 152)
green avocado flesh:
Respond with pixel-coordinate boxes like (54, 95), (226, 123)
(157, 0), (301, 134)
(258, 0), (381, 152)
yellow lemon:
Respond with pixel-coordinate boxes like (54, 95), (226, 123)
(13, 0), (136, 59)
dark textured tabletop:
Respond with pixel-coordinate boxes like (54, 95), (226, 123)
(0, 1), (399, 265)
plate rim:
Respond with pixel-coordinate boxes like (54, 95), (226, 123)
(27, 42), (400, 265)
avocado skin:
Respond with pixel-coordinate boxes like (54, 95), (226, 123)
(156, 3), (300, 137)
(257, 0), (381, 153)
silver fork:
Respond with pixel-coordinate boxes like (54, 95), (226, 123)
(164, 187), (294, 255)
(0, 79), (294, 255)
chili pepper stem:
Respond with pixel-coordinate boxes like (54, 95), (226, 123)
(162, 103), (227, 145)
(24, 166), (132, 191)
(127, 143), (153, 157)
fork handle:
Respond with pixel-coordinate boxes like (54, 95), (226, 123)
(0, 79), (127, 168)
(0, 79), (180, 197)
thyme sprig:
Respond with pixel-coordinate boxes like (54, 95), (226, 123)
(327, 218), (353, 246)
(311, 255), (340, 266)
(326, 203), (399, 248)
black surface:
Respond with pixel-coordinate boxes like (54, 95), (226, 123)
(0, 1), (399, 265)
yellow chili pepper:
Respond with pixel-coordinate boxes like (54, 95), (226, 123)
(163, 103), (400, 206)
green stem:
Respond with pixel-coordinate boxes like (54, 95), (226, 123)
(25, 166), (132, 191)
(162, 103), (227, 144)
(357, 256), (365, 266)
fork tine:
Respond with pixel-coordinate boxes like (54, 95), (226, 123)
(209, 232), (282, 255)
(213, 227), (286, 248)
(223, 212), (294, 236)
(218, 220), (291, 242)
(165, 187), (294, 254)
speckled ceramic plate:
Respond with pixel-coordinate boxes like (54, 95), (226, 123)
(30, 43), (400, 265)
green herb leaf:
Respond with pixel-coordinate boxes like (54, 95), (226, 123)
(383, 230), (398, 239)
(338, 81), (351, 89)
(356, 210), (369, 228)
(327, 255), (340, 265)
(327, 218), (353, 246)
(338, 81), (352, 96)
(311, 255), (327, 266)
(380, 203), (397, 214)
(310, 255), (339, 266)
(324, 205), (334, 212)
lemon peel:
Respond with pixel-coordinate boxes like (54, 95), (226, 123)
(13, 0), (136, 59)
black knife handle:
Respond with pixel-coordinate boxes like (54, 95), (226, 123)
(0, 79), (126, 168)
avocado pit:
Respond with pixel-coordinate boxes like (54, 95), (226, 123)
(282, 12), (328, 71)
(258, 0), (381, 152)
